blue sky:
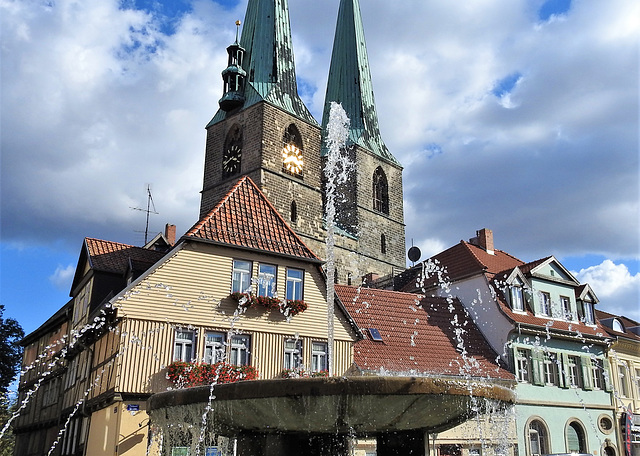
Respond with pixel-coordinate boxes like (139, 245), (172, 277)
(1, 0), (639, 335)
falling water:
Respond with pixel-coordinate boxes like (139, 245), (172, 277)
(323, 101), (351, 377)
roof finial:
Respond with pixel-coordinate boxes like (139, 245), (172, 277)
(235, 20), (241, 44)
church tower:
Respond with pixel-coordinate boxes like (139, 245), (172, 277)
(321, 0), (406, 281)
(200, 0), (406, 284)
(199, 0), (325, 251)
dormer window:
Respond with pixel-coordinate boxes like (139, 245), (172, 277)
(561, 296), (573, 320)
(612, 318), (624, 333)
(540, 292), (552, 317)
(582, 301), (594, 324)
(510, 285), (524, 312)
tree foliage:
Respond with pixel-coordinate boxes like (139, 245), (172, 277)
(0, 394), (16, 456)
(0, 305), (24, 394)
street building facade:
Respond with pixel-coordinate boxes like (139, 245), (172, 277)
(397, 229), (619, 456)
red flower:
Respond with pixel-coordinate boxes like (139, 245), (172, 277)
(167, 361), (259, 388)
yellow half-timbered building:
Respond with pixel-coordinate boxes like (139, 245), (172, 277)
(15, 176), (359, 456)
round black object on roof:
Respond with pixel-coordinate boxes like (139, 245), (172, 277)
(408, 246), (421, 263)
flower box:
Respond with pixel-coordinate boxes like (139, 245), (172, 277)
(167, 361), (259, 388)
(227, 293), (308, 316)
(228, 292), (256, 308)
(280, 366), (329, 378)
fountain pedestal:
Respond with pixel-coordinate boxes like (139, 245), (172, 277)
(148, 376), (515, 455)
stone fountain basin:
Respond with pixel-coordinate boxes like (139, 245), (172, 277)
(148, 376), (515, 435)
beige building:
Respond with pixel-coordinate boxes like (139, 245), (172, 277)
(597, 310), (640, 456)
(14, 176), (360, 455)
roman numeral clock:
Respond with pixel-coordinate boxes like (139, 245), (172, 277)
(223, 143), (242, 177)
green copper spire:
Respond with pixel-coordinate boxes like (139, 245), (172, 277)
(208, 0), (317, 127)
(322, 0), (400, 165)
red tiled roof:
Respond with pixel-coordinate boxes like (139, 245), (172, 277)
(85, 238), (166, 275)
(517, 256), (551, 275)
(185, 176), (320, 261)
(336, 285), (513, 380)
(399, 241), (523, 292)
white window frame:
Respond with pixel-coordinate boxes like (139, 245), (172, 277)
(510, 285), (524, 312)
(543, 352), (558, 386)
(560, 296), (573, 320)
(283, 339), (302, 370)
(232, 260), (252, 294)
(540, 292), (552, 317)
(618, 363), (629, 397)
(286, 268), (304, 301)
(581, 300), (595, 324)
(204, 331), (226, 364)
(591, 359), (604, 390)
(173, 329), (195, 362)
(516, 348), (531, 383)
(257, 263), (277, 297)
(567, 356), (582, 388)
(230, 335), (250, 366)
(312, 341), (328, 373)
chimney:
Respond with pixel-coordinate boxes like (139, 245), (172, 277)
(361, 273), (380, 288)
(470, 228), (494, 255)
(164, 224), (176, 246)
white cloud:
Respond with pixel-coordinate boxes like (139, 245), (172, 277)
(1, 0), (235, 246)
(49, 264), (75, 291)
(574, 260), (640, 321)
(1, 0), (638, 269)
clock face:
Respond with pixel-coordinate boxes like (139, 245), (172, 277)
(282, 143), (303, 175)
(223, 144), (241, 176)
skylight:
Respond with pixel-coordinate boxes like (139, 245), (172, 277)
(368, 328), (383, 341)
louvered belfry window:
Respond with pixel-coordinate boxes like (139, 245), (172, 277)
(373, 167), (389, 214)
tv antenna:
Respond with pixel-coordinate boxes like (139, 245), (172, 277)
(130, 184), (159, 244)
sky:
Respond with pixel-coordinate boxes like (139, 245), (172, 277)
(1, 0), (639, 336)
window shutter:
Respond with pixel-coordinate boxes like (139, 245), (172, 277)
(603, 360), (613, 392)
(556, 357), (566, 388)
(560, 353), (571, 388)
(581, 356), (593, 390)
(531, 350), (544, 386)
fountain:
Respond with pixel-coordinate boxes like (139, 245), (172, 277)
(145, 104), (516, 456)
(148, 376), (515, 455)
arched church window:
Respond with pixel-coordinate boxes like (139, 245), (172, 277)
(528, 419), (549, 456)
(290, 200), (298, 223)
(381, 234), (386, 254)
(282, 124), (304, 177)
(373, 167), (389, 214)
(222, 125), (243, 178)
(566, 420), (587, 453)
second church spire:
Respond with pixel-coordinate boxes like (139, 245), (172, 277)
(322, 0), (400, 166)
